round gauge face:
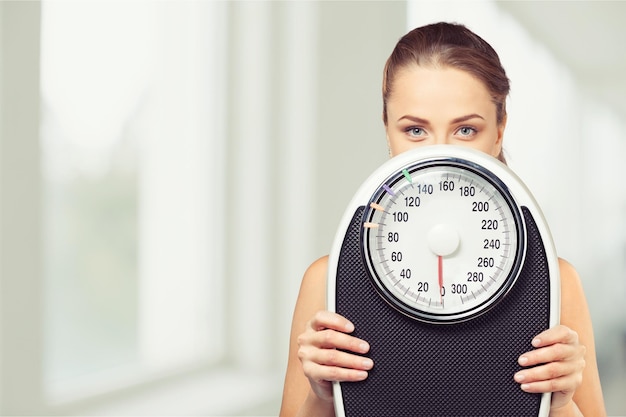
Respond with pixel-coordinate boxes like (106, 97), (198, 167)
(362, 159), (525, 323)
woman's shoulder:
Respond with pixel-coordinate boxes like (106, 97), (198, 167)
(295, 255), (329, 312)
(304, 255), (329, 280)
(557, 257), (590, 328)
(558, 257), (578, 279)
(301, 255), (329, 290)
(558, 257), (584, 298)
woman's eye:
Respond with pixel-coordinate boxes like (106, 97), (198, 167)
(456, 126), (477, 137)
(406, 127), (425, 138)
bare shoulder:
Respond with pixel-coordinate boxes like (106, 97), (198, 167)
(288, 255), (330, 345)
(557, 258), (587, 321)
(558, 257), (580, 283)
(298, 255), (328, 308)
(303, 255), (329, 285)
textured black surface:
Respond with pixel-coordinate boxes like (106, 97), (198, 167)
(334, 206), (551, 417)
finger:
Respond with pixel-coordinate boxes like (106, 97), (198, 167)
(530, 325), (578, 348)
(297, 326), (370, 356)
(519, 326), (584, 367)
(514, 360), (579, 385)
(309, 310), (355, 333)
(309, 346), (374, 371)
(518, 343), (579, 367)
(313, 328), (371, 353)
(303, 362), (369, 383)
(517, 373), (581, 394)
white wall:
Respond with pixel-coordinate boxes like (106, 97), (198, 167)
(0, 2), (45, 414)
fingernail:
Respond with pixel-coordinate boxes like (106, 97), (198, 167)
(532, 338), (541, 347)
(520, 383), (531, 391)
(345, 322), (355, 332)
(362, 358), (374, 369)
(518, 356), (528, 365)
(514, 372), (525, 382)
(359, 342), (370, 353)
(356, 371), (368, 380)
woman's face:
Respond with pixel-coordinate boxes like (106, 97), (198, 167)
(385, 65), (505, 158)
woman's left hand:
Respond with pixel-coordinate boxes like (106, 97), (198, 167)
(514, 325), (586, 411)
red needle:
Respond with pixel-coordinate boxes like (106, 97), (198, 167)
(438, 255), (443, 304)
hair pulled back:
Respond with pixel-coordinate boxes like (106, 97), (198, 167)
(382, 22), (510, 127)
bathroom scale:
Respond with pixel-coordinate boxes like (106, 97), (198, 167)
(327, 145), (560, 417)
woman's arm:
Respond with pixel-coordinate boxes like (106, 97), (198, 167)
(279, 257), (332, 417)
(279, 256), (372, 417)
(559, 259), (606, 416)
(514, 259), (606, 417)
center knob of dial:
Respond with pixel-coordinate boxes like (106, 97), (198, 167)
(427, 223), (460, 257)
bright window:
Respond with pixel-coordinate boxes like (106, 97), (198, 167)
(40, 0), (224, 400)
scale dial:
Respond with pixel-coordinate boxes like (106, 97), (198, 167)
(362, 157), (526, 323)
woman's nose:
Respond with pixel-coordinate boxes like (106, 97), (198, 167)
(431, 135), (450, 145)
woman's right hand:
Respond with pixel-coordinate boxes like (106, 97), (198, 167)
(296, 310), (374, 404)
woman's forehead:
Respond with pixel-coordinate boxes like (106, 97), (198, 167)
(388, 66), (497, 121)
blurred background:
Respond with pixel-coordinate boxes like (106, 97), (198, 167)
(1, 0), (624, 415)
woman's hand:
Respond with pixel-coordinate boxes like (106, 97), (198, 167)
(296, 310), (373, 404)
(514, 325), (586, 412)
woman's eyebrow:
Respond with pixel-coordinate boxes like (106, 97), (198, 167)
(451, 114), (485, 124)
(398, 115), (429, 124)
(398, 114), (485, 124)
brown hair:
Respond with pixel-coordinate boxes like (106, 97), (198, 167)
(382, 22), (510, 161)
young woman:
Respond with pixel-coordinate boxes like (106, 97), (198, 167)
(279, 22), (606, 417)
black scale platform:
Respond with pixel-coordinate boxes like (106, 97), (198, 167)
(333, 205), (550, 417)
